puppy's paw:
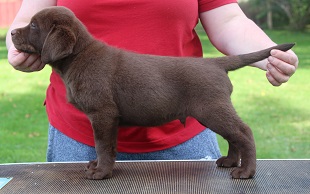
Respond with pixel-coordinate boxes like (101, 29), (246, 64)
(85, 160), (113, 180)
(230, 167), (255, 179)
(85, 168), (113, 180)
(216, 156), (239, 168)
(86, 160), (98, 170)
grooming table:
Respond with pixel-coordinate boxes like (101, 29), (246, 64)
(0, 160), (309, 194)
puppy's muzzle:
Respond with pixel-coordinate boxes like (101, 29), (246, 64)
(11, 29), (37, 54)
(11, 29), (18, 36)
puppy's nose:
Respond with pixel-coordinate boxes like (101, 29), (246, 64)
(11, 29), (17, 36)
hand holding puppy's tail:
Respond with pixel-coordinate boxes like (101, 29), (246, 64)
(216, 43), (295, 72)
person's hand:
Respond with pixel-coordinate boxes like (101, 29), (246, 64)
(266, 49), (298, 86)
(7, 45), (45, 72)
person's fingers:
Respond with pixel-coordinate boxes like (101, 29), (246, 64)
(268, 50), (297, 77)
(8, 51), (29, 68)
(9, 53), (44, 72)
(266, 63), (286, 86)
(22, 54), (44, 72)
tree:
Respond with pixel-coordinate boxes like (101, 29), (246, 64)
(243, 0), (310, 31)
(266, 0), (273, 29)
(274, 0), (310, 31)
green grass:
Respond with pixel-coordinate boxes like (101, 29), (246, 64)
(0, 28), (309, 163)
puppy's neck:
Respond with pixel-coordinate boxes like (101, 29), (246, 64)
(73, 27), (95, 56)
(49, 56), (75, 76)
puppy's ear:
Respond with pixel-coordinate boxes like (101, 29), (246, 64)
(41, 25), (76, 64)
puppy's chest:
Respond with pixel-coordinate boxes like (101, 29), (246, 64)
(61, 75), (86, 111)
(65, 83), (82, 110)
(62, 72), (114, 114)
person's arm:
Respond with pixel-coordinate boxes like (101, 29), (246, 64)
(6, 0), (56, 72)
(200, 3), (298, 86)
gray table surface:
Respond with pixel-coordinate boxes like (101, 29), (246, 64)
(0, 160), (309, 194)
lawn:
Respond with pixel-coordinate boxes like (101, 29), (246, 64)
(0, 28), (51, 162)
(0, 27), (309, 163)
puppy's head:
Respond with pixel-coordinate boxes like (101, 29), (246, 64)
(11, 7), (80, 64)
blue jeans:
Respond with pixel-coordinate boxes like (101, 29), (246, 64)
(46, 124), (221, 162)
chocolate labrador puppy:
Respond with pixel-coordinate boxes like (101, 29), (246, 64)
(11, 7), (294, 180)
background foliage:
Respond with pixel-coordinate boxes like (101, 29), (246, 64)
(240, 0), (310, 31)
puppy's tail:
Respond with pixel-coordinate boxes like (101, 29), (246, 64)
(213, 43), (295, 72)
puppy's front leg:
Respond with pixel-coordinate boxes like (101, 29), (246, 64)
(85, 113), (119, 180)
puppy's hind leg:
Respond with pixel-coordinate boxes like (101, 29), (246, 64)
(192, 102), (256, 179)
(216, 142), (241, 168)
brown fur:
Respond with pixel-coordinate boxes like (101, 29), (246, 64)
(11, 7), (294, 180)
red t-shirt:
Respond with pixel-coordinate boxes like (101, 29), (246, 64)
(47, 0), (237, 152)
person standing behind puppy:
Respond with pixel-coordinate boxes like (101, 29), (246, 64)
(6, 0), (298, 162)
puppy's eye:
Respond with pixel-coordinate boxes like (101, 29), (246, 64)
(30, 22), (37, 29)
